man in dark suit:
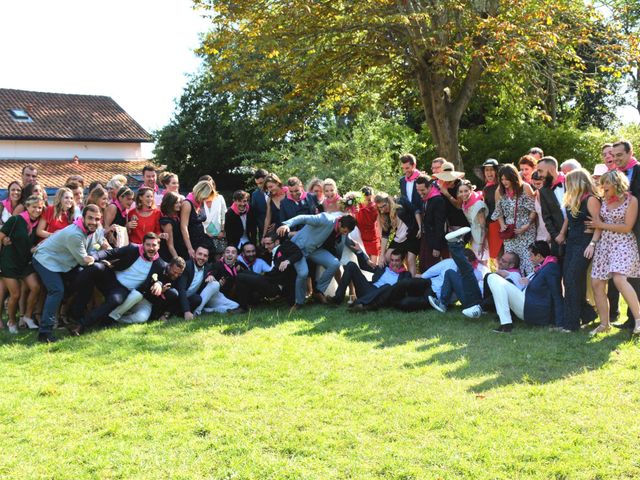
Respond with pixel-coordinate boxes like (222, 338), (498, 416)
(263, 232), (304, 306)
(416, 175), (447, 272)
(225, 190), (258, 250)
(173, 246), (216, 320)
(536, 156), (567, 257)
(481, 240), (564, 333)
(330, 250), (412, 310)
(250, 169), (269, 239)
(399, 153), (423, 213)
(71, 233), (167, 332)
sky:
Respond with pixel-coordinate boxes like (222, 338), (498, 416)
(0, 0), (211, 158)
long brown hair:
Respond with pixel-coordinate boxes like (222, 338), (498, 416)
(498, 164), (524, 197)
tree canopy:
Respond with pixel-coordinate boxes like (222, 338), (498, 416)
(194, 0), (617, 169)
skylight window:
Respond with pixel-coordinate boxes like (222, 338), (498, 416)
(9, 108), (32, 122)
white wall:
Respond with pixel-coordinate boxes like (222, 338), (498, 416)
(0, 140), (149, 160)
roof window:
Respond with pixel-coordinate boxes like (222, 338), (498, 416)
(9, 108), (33, 122)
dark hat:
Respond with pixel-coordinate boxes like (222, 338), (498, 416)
(474, 159), (501, 182)
(482, 159), (499, 168)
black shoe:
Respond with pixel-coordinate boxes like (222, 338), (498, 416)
(38, 333), (58, 343)
(492, 324), (512, 333)
(612, 319), (634, 330)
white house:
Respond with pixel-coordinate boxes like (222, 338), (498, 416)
(0, 88), (154, 187)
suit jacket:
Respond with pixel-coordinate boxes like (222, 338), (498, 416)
(539, 185), (565, 240)
(399, 176), (422, 212)
(175, 259), (215, 313)
(211, 260), (247, 298)
(250, 188), (268, 234)
(421, 195), (446, 251)
(225, 209), (258, 249)
(279, 193), (320, 225)
(524, 261), (564, 326)
(264, 240), (303, 305)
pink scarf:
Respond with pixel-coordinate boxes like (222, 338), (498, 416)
(286, 190), (307, 202)
(19, 211), (39, 235)
(551, 173), (566, 189)
(186, 192), (201, 211)
(2, 198), (15, 215)
(425, 186), (441, 200)
(231, 202), (250, 216)
(484, 181), (496, 188)
(534, 256), (558, 273)
(73, 216), (88, 235)
(606, 193), (622, 205)
(405, 170), (420, 182)
(619, 156), (639, 172)
(389, 265), (407, 274)
(323, 194), (342, 208)
(138, 243), (159, 262)
(462, 190), (483, 213)
(220, 259), (237, 277)
(505, 188), (515, 199)
(112, 199), (129, 218)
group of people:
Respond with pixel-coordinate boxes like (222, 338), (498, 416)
(1, 140), (640, 343)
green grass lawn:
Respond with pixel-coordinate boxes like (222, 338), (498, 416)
(1, 305), (639, 479)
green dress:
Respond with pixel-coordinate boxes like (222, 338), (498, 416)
(0, 215), (36, 279)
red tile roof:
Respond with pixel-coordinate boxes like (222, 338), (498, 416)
(0, 159), (158, 189)
(0, 88), (152, 142)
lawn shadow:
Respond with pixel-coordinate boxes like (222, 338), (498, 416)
(294, 306), (633, 393)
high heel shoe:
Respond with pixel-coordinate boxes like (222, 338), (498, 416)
(633, 320), (640, 336)
(19, 317), (38, 330)
(590, 324), (611, 336)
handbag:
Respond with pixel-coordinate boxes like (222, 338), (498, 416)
(498, 195), (518, 240)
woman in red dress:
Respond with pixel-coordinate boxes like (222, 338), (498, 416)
(36, 187), (75, 240)
(128, 186), (162, 244)
(356, 186), (380, 264)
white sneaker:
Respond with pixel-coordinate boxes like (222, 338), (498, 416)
(428, 295), (447, 313)
(445, 227), (471, 242)
(7, 323), (18, 334)
(462, 304), (482, 319)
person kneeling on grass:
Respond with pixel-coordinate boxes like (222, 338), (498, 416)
(461, 239), (564, 333)
(329, 249), (412, 311)
(427, 227), (490, 318)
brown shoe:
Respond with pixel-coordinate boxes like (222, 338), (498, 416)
(312, 292), (328, 304)
(351, 303), (366, 313)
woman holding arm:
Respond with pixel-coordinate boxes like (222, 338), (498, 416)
(587, 170), (640, 335)
(0, 196), (44, 333)
(262, 174), (287, 237)
(103, 186), (135, 246)
(180, 180), (216, 259)
(492, 164), (537, 275)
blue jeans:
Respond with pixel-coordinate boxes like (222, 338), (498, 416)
(443, 240), (482, 308)
(33, 259), (65, 334)
(293, 249), (340, 305)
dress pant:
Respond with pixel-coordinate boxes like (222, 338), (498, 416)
(562, 236), (597, 330)
(33, 259), (78, 334)
(486, 273), (525, 325)
(387, 278), (432, 311)
(82, 270), (129, 328)
(439, 240), (482, 309)
(333, 262), (377, 302)
(293, 249), (340, 305)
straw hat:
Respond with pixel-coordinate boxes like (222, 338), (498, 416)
(434, 161), (465, 182)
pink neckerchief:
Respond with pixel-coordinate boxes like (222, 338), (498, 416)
(506, 268), (520, 273)
(484, 181), (496, 188)
(389, 264), (407, 274)
(551, 173), (566, 189)
(73, 216), (89, 235)
(220, 259), (237, 277)
(19, 211), (39, 234)
(2, 198), (15, 215)
(606, 193), (623, 205)
(286, 190), (307, 203)
(534, 256), (558, 273)
(505, 188), (515, 199)
(323, 194), (342, 208)
(112, 199), (129, 218)
(137, 243), (159, 262)
(186, 192), (201, 211)
(425, 186), (441, 200)
(462, 190), (483, 213)
(405, 170), (420, 182)
(619, 156), (639, 172)
(231, 202), (250, 216)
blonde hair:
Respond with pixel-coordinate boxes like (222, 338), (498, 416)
(374, 192), (398, 232)
(599, 170), (629, 198)
(323, 178), (337, 191)
(106, 175), (127, 191)
(24, 195), (44, 209)
(563, 168), (596, 217)
(192, 180), (215, 203)
(52, 187), (75, 221)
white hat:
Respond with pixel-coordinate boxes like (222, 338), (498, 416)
(592, 164), (608, 176)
